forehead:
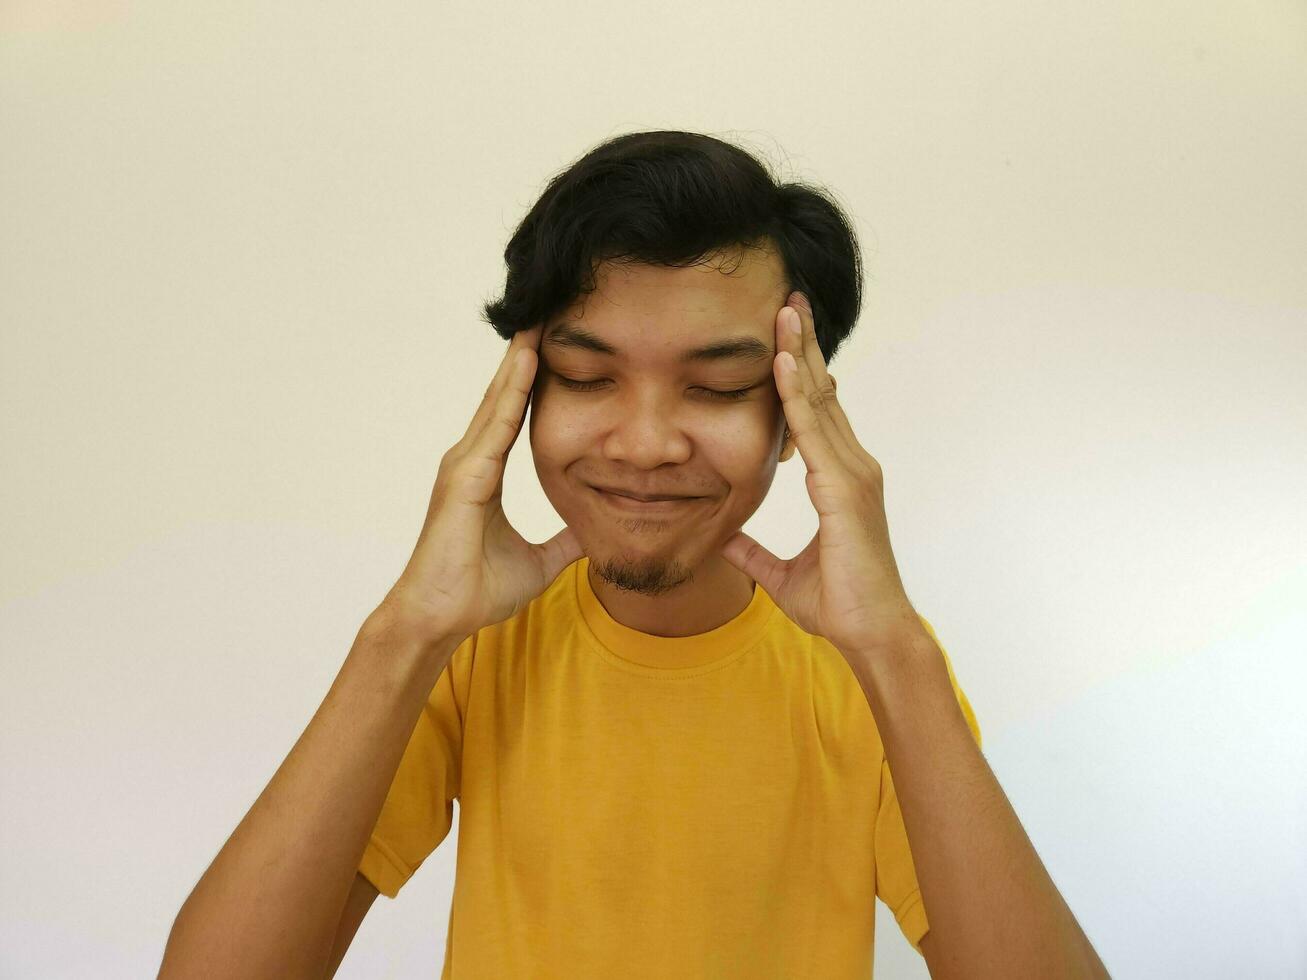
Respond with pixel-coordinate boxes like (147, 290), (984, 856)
(543, 249), (788, 360)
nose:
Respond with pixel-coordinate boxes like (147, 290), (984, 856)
(600, 399), (694, 469)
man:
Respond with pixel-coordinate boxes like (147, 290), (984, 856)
(159, 131), (1108, 979)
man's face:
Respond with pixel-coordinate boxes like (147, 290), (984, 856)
(528, 247), (797, 595)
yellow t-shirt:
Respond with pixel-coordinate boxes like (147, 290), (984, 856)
(359, 555), (982, 978)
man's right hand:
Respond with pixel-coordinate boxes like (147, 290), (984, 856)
(377, 322), (582, 648)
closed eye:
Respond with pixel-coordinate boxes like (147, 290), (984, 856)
(555, 377), (756, 401)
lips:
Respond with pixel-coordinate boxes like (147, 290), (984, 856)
(590, 486), (705, 514)
(592, 485), (699, 502)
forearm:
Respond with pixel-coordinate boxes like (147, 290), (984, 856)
(159, 611), (462, 980)
(847, 630), (1108, 980)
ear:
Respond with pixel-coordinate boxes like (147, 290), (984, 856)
(779, 422), (797, 462)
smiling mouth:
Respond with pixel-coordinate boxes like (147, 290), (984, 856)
(591, 486), (703, 510)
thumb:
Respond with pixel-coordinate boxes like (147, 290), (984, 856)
(722, 530), (787, 598)
(533, 525), (585, 586)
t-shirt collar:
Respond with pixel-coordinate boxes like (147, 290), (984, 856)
(572, 555), (777, 672)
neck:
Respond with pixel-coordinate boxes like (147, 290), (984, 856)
(587, 554), (756, 637)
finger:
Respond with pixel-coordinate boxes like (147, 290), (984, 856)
(777, 306), (850, 475)
(471, 344), (536, 464)
(785, 294), (865, 464)
(452, 343), (537, 508)
(721, 529), (788, 599)
(464, 325), (542, 448)
(531, 524), (585, 587)
(774, 345), (846, 502)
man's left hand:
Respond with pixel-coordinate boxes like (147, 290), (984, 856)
(721, 290), (925, 659)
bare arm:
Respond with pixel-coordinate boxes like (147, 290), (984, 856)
(847, 631), (1109, 979)
(158, 611), (461, 980)
(158, 320), (575, 979)
(325, 872), (380, 978)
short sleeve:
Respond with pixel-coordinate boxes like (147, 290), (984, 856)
(873, 615), (982, 955)
(358, 632), (476, 899)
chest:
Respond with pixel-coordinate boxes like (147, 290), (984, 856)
(459, 661), (881, 890)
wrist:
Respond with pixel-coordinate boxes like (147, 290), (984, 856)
(842, 622), (937, 680)
(359, 603), (464, 677)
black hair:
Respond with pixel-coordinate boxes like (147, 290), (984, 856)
(479, 130), (865, 365)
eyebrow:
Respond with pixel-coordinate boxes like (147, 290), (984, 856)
(543, 322), (773, 364)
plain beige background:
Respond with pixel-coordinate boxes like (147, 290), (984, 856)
(3, 2), (1305, 977)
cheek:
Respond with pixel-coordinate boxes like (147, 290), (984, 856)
(715, 425), (783, 526)
(528, 398), (586, 459)
(698, 415), (780, 498)
(528, 401), (586, 511)
(709, 419), (771, 461)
